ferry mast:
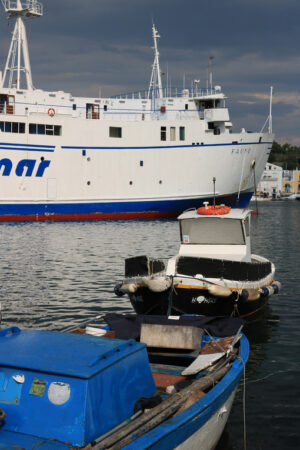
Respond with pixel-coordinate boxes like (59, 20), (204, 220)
(148, 24), (163, 99)
(0, 0), (43, 90)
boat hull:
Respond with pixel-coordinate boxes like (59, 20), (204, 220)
(129, 285), (270, 320)
(0, 190), (253, 221)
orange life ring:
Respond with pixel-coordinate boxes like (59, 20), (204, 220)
(197, 204), (231, 215)
(48, 108), (55, 117)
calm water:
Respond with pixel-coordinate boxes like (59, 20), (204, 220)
(0, 201), (299, 449)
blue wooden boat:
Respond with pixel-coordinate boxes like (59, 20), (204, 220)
(0, 315), (249, 449)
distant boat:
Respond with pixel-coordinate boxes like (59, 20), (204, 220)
(116, 203), (281, 319)
(0, 1), (273, 221)
(0, 315), (249, 449)
(250, 194), (272, 202)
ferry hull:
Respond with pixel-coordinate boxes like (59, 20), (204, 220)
(0, 191), (252, 221)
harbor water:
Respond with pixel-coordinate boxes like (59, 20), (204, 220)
(0, 201), (299, 449)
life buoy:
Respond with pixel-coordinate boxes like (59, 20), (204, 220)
(48, 108), (55, 117)
(197, 204), (231, 215)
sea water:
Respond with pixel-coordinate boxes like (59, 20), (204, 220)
(0, 201), (299, 449)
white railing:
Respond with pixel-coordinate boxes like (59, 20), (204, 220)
(2, 1), (43, 16)
(111, 87), (218, 100)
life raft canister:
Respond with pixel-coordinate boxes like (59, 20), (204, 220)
(48, 108), (55, 117)
(197, 203), (231, 215)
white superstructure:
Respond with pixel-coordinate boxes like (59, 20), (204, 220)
(0, 1), (273, 221)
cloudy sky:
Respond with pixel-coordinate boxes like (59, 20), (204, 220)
(0, 0), (299, 143)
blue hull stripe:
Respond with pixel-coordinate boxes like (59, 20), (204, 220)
(0, 142), (54, 148)
(0, 146), (55, 152)
(0, 192), (253, 218)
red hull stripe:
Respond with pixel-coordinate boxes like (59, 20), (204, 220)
(0, 211), (179, 222)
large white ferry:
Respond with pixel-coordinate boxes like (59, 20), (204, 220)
(0, 1), (273, 221)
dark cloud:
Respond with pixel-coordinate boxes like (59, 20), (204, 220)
(0, 0), (300, 142)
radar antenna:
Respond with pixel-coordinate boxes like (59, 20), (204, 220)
(148, 24), (163, 99)
(0, 1), (43, 90)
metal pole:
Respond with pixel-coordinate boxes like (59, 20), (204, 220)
(213, 177), (216, 207)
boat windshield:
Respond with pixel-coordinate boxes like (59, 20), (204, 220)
(180, 218), (245, 245)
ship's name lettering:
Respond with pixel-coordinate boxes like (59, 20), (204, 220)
(231, 148), (251, 154)
(0, 158), (51, 177)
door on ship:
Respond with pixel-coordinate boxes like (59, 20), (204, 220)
(0, 94), (15, 114)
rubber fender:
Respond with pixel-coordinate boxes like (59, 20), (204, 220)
(272, 281), (281, 293)
(259, 287), (270, 297)
(208, 284), (232, 298)
(240, 288), (260, 302)
(114, 283), (125, 297)
(142, 276), (172, 292)
(119, 283), (138, 294)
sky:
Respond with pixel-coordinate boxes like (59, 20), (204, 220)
(0, 0), (299, 144)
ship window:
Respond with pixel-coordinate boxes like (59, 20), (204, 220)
(104, 105), (107, 111)
(160, 126), (166, 141)
(19, 123), (25, 133)
(73, 104), (77, 110)
(180, 218), (245, 245)
(5, 122), (11, 132)
(29, 123), (37, 134)
(109, 127), (122, 138)
(54, 126), (61, 136)
(170, 127), (176, 141)
(180, 126), (185, 141)
(29, 123), (62, 136)
(185, 104), (188, 110)
(0, 121), (25, 133)
(38, 124), (45, 134)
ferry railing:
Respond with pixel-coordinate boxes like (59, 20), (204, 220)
(110, 87), (218, 100)
(2, 1), (43, 16)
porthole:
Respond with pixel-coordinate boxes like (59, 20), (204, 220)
(87, 181), (91, 186)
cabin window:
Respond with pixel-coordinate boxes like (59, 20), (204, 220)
(170, 127), (176, 141)
(160, 126), (166, 141)
(109, 127), (122, 138)
(180, 126), (185, 141)
(86, 103), (100, 119)
(180, 218), (245, 245)
(185, 104), (188, 110)
(0, 121), (25, 133)
(29, 123), (62, 136)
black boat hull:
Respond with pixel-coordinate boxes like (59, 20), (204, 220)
(129, 286), (270, 320)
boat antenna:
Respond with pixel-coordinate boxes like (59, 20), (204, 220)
(0, 0), (43, 90)
(213, 177), (216, 208)
(148, 23), (163, 100)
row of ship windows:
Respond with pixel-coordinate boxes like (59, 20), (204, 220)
(0, 121), (62, 136)
(108, 126), (186, 141)
(161, 126), (185, 141)
(0, 123), (185, 141)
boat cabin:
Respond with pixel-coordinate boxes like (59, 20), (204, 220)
(176, 206), (251, 262)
